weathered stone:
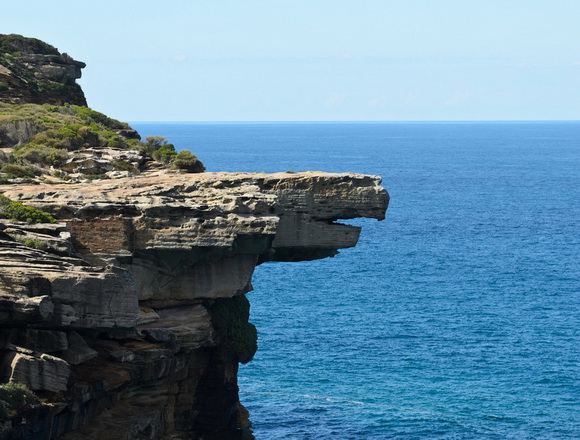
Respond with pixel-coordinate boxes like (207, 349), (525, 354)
(0, 35), (391, 440)
(2, 225), (75, 257)
(137, 307), (160, 325)
(0, 170), (388, 439)
(1, 348), (70, 392)
(61, 157), (114, 175)
(0, 34), (86, 106)
(109, 350), (136, 363)
(9, 329), (68, 352)
(0, 239), (138, 329)
(0, 294), (54, 325)
(138, 305), (214, 350)
(58, 331), (98, 365)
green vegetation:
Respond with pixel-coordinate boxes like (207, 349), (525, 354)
(0, 382), (39, 421)
(11, 144), (67, 167)
(0, 82), (8, 92)
(0, 34), (59, 56)
(210, 295), (258, 364)
(0, 194), (56, 223)
(0, 103), (135, 174)
(173, 149), (205, 173)
(152, 144), (177, 164)
(0, 103), (205, 177)
(143, 136), (177, 164)
(14, 237), (48, 250)
(0, 163), (38, 178)
(0, 103), (129, 150)
(141, 137), (205, 172)
(111, 160), (138, 173)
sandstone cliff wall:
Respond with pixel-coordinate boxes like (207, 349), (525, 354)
(0, 171), (388, 440)
(0, 34), (86, 106)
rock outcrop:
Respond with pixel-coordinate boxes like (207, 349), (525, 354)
(0, 35), (86, 106)
(0, 33), (389, 440)
(0, 171), (389, 439)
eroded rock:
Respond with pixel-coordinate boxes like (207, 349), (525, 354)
(0, 170), (388, 439)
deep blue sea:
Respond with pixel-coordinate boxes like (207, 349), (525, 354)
(132, 122), (580, 439)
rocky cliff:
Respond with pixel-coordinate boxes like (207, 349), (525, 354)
(0, 35), (389, 440)
(0, 171), (388, 439)
(0, 35), (86, 106)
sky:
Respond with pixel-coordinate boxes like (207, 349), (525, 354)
(2, 1), (580, 121)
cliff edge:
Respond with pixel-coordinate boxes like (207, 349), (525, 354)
(0, 36), (389, 440)
(0, 34), (87, 106)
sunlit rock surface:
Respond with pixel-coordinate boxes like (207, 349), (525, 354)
(0, 170), (388, 439)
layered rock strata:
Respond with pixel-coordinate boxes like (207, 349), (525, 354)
(0, 170), (388, 439)
(0, 34), (87, 106)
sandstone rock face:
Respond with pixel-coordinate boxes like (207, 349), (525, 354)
(1, 346), (71, 392)
(0, 170), (388, 439)
(0, 34), (87, 106)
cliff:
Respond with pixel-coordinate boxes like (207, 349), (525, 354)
(0, 36), (389, 440)
(0, 35), (86, 106)
(0, 171), (388, 439)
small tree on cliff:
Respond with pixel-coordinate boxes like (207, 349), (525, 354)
(172, 150), (205, 173)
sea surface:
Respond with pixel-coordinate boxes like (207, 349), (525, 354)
(132, 122), (580, 439)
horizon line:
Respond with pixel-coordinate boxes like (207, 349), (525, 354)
(128, 119), (580, 124)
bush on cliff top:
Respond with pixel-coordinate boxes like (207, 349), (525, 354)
(173, 149), (205, 173)
(0, 103), (206, 176)
(0, 163), (39, 178)
(0, 194), (57, 223)
(0, 103), (129, 148)
(11, 144), (67, 167)
(0, 34), (59, 56)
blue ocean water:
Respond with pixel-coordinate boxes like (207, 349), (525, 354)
(132, 122), (580, 439)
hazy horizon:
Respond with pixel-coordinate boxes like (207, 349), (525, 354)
(3, 1), (579, 122)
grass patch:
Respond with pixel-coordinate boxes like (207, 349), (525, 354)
(14, 237), (47, 250)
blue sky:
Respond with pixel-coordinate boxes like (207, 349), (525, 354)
(2, 1), (580, 121)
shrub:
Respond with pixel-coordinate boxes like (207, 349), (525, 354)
(140, 136), (168, 155)
(210, 296), (258, 364)
(0, 382), (39, 417)
(145, 136), (168, 147)
(31, 130), (60, 147)
(14, 237), (47, 250)
(56, 123), (99, 149)
(0, 163), (38, 178)
(152, 143), (177, 164)
(0, 82), (8, 92)
(52, 170), (71, 180)
(111, 160), (138, 173)
(0, 34), (59, 56)
(0, 194), (57, 223)
(172, 150), (205, 173)
(72, 106), (128, 129)
(11, 144), (67, 166)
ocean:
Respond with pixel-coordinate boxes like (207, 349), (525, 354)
(132, 122), (580, 439)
